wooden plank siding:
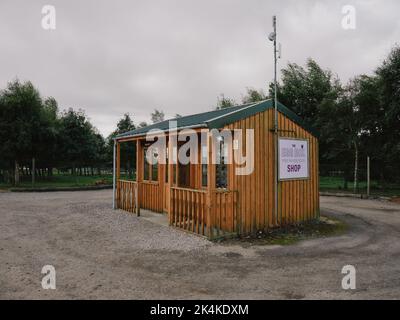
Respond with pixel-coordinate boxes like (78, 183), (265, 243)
(115, 107), (319, 238)
(226, 108), (319, 235)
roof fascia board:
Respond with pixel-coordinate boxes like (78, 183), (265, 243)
(115, 123), (208, 141)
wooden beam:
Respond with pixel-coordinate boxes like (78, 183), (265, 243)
(168, 134), (175, 224)
(116, 142), (121, 180)
(115, 142), (121, 209)
(136, 139), (142, 216)
(206, 130), (216, 239)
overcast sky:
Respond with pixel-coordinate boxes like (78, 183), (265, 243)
(0, 0), (399, 136)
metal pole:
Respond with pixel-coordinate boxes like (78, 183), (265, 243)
(112, 139), (116, 209)
(32, 157), (35, 186)
(367, 156), (370, 198)
(273, 15), (279, 225)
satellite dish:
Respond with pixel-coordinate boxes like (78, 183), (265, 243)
(268, 32), (276, 41)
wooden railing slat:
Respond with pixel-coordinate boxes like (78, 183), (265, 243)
(116, 180), (139, 213)
(130, 185), (239, 239)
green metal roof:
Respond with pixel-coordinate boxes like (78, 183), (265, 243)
(116, 99), (317, 139)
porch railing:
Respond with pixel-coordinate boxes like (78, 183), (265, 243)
(116, 180), (138, 213)
(140, 181), (163, 213)
(117, 181), (238, 239)
(170, 187), (207, 236)
(209, 189), (238, 239)
(170, 187), (238, 239)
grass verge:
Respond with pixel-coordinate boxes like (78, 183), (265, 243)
(320, 176), (400, 197)
(220, 216), (347, 246)
(0, 175), (113, 191)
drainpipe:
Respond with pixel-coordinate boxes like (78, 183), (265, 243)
(112, 139), (116, 209)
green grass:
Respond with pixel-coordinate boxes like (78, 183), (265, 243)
(0, 174), (113, 190)
(319, 176), (400, 197)
(1, 173), (398, 197)
(221, 216), (348, 247)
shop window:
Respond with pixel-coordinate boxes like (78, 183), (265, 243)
(201, 145), (207, 187)
(143, 146), (150, 180)
(216, 138), (228, 188)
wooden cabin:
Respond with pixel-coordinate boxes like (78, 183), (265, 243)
(113, 100), (319, 239)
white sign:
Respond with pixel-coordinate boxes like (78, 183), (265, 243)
(278, 138), (309, 180)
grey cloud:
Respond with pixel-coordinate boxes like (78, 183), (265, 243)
(0, 0), (399, 136)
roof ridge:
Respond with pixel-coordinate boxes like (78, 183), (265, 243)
(204, 100), (267, 124)
(165, 101), (254, 123)
(117, 102), (257, 138)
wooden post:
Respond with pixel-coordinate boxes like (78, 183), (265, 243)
(112, 140), (116, 209)
(206, 131), (216, 239)
(116, 143), (121, 179)
(175, 144), (179, 188)
(116, 142), (121, 209)
(14, 160), (19, 186)
(32, 157), (35, 185)
(168, 135), (174, 225)
(136, 139), (142, 216)
(367, 156), (370, 198)
(158, 139), (165, 213)
(353, 142), (358, 193)
(227, 131), (237, 233)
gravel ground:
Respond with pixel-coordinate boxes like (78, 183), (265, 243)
(1, 190), (400, 299)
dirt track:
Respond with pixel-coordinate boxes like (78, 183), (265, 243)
(1, 190), (400, 299)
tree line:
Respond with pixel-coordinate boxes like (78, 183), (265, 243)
(1, 45), (399, 188)
(0, 79), (165, 185)
(218, 45), (400, 190)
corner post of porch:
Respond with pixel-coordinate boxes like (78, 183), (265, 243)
(115, 141), (121, 209)
(136, 139), (142, 216)
(112, 139), (117, 209)
(167, 134), (174, 225)
(206, 130), (216, 239)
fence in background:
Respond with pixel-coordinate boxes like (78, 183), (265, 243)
(319, 157), (400, 197)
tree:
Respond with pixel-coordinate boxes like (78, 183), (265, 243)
(107, 113), (136, 178)
(0, 80), (43, 184)
(0, 79), (112, 184)
(33, 96), (59, 182)
(270, 59), (341, 128)
(270, 59), (342, 164)
(216, 94), (236, 109)
(57, 108), (100, 178)
(329, 79), (363, 191)
(151, 109), (165, 124)
(89, 131), (107, 175)
(43, 97), (58, 119)
(242, 88), (266, 104)
(375, 45), (400, 182)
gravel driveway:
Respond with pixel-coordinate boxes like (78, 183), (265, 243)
(1, 190), (400, 299)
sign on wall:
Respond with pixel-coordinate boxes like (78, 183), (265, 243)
(278, 138), (309, 181)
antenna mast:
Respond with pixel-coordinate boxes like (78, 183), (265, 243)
(269, 15), (280, 225)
